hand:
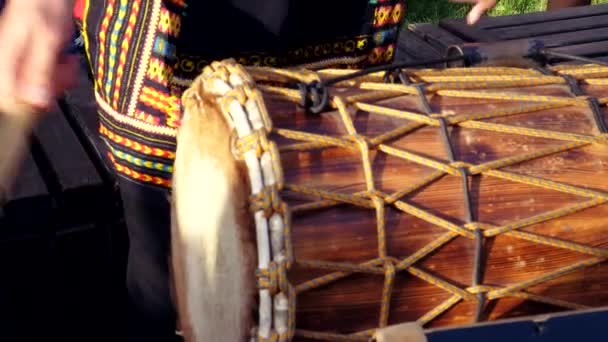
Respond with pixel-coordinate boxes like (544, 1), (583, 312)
(0, 0), (77, 115)
(451, 0), (498, 25)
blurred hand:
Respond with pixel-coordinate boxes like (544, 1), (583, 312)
(0, 0), (77, 115)
(451, 0), (498, 25)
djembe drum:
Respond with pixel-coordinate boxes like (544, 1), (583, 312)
(170, 58), (608, 342)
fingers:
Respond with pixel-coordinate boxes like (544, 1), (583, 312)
(0, 4), (31, 115)
(450, 0), (497, 25)
(467, 0), (497, 25)
(0, 0), (73, 116)
(19, 31), (66, 111)
(18, 8), (71, 112)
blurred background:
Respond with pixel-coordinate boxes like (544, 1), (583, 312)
(406, 0), (608, 24)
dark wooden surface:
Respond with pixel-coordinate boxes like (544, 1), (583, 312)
(403, 4), (608, 63)
(2, 3), (608, 341)
(0, 77), (119, 240)
(0, 52), (126, 342)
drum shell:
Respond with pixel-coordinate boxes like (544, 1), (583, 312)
(266, 74), (608, 334)
(173, 61), (608, 341)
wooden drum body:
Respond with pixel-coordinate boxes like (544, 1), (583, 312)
(171, 59), (608, 341)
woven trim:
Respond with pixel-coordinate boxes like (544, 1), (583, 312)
(112, 0), (142, 108)
(100, 122), (176, 159)
(127, 0), (162, 118)
(95, 0), (116, 102)
(107, 143), (174, 173)
(105, 0), (130, 104)
(107, 149), (172, 187)
(97, 91), (177, 137)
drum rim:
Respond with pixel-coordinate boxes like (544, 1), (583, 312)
(191, 59), (292, 341)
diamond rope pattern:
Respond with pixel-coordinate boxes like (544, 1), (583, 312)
(210, 60), (608, 341)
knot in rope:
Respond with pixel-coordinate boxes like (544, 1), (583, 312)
(233, 129), (270, 159)
(298, 80), (330, 114)
(382, 68), (410, 85)
(450, 161), (473, 171)
(225, 86), (249, 106)
(368, 190), (387, 202)
(250, 185), (284, 217)
(382, 192), (401, 205)
(383, 258), (397, 277)
(348, 134), (372, 151)
(464, 222), (482, 231)
(202, 61), (229, 80)
(466, 285), (494, 295)
(256, 261), (289, 296)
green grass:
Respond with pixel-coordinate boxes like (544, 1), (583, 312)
(405, 0), (608, 24)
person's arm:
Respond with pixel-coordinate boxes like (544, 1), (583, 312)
(0, 0), (77, 115)
(450, 0), (498, 25)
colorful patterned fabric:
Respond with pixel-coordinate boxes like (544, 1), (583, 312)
(77, 0), (406, 189)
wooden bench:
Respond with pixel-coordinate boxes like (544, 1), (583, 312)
(403, 4), (608, 63)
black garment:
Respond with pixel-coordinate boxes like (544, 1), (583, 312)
(97, 134), (177, 341)
(178, 0), (372, 57)
(117, 176), (176, 342)
(174, 0), (406, 80)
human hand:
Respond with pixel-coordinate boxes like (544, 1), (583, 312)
(0, 0), (77, 115)
(451, 0), (498, 25)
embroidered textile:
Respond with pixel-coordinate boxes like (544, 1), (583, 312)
(76, 0), (407, 188)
